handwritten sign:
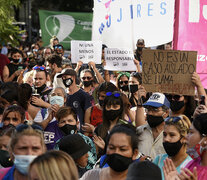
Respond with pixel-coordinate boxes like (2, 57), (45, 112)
(71, 40), (102, 64)
(104, 48), (136, 71)
(142, 50), (197, 95)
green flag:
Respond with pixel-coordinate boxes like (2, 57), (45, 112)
(39, 10), (92, 50)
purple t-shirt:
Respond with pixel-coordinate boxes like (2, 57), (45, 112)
(44, 120), (63, 150)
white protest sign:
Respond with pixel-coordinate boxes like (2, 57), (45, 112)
(104, 48), (136, 71)
(71, 41), (102, 64)
(92, 0), (175, 49)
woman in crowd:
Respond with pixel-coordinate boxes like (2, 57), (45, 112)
(153, 115), (192, 179)
(163, 112), (207, 180)
(1, 105), (25, 129)
(94, 91), (125, 142)
(33, 87), (66, 149)
(0, 127), (15, 168)
(55, 106), (97, 171)
(128, 72), (142, 107)
(116, 72), (130, 94)
(81, 124), (138, 180)
(29, 150), (78, 180)
(0, 124), (46, 179)
(83, 82), (118, 135)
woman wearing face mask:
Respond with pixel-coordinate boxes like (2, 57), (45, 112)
(0, 124), (46, 180)
(165, 72), (204, 122)
(80, 124), (138, 180)
(116, 72), (130, 94)
(33, 87), (66, 149)
(83, 82), (118, 136)
(80, 62), (104, 95)
(165, 94), (196, 122)
(153, 115), (192, 180)
(55, 106), (97, 171)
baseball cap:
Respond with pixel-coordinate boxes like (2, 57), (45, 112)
(57, 68), (77, 78)
(143, 92), (170, 108)
(137, 38), (145, 45)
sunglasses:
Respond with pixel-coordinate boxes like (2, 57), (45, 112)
(106, 91), (121, 98)
(54, 46), (62, 50)
(33, 65), (46, 71)
(164, 116), (185, 128)
(145, 106), (163, 113)
(82, 76), (92, 81)
(165, 116), (182, 123)
(119, 80), (128, 85)
(165, 94), (182, 101)
(16, 123), (43, 133)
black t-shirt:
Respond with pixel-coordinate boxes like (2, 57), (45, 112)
(66, 89), (92, 126)
(7, 63), (26, 81)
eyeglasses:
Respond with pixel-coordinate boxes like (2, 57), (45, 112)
(165, 94), (182, 101)
(33, 65), (46, 71)
(106, 91), (121, 98)
(82, 76), (92, 81)
(16, 123), (43, 133)
(119, 80), (128, 85)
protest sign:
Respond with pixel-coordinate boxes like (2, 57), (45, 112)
(173, 0), (207, 88)
(71, 41), (102, 64)
(104, 48), (136, 71)
(39, 10), (92, 50)
(92, 0), (175, 49)
(142, 50), (197, 95)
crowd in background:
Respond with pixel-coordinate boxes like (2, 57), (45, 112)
(0, 37), (206, 180)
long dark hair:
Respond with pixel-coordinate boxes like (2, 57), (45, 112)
(99, 92), (124, 139)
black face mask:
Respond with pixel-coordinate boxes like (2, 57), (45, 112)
(59, 124), (77, 136)
(98, 99), (104, 107)
(120, 85), (129, 92)
(137, 47), (143, 51)
(129, 84), (138, 93)
(12, 58), (20, 64)
(106, 153), (133, 172)
(35, 84), (46, 94)
(83, 80), (92, 87)
(147, 114), (164, 128)
(0, 150), (13, 167)
(163, 139), (183, 157)
(104, 109), (122, 121)
(170, 100), (185, 112)
(63, 78), (73, 88)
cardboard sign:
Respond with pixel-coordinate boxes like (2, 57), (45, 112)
(142, 50), (197, 95)
(71, 41), (102, 64)
(104, 48), (136, 71)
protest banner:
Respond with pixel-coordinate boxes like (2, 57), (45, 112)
(142, 50), (197, 95)
(39, 10), (92, 50)
(173, 0), (207, 88)
(104, 48), (136, 71)
(71, 41), (102, 64)
(92, 0), (175, 49)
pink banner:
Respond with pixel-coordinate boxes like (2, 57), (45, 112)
(174, 0), (207, 88)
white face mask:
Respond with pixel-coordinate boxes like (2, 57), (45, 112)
(49, 96), (64, 107)
(14, 154), (37, 175)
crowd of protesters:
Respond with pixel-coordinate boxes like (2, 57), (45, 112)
(0, 37), (206, 180)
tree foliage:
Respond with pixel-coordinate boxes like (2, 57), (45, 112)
(0, 0), (22, 46)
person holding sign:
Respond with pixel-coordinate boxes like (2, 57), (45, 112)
(79, 61), (105, 103)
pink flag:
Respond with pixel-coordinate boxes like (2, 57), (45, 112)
(174, 0), (207, 88)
